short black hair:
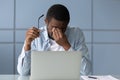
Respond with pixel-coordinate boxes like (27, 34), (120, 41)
(46, 4), (70, 24)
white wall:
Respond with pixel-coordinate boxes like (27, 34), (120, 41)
(0, 0), (14, 74)
(0, 0), (120, 75)
(93, 0), (120, 75)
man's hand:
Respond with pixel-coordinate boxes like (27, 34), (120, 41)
(52, 28), (71, 51)
(24, 27), (40, 51)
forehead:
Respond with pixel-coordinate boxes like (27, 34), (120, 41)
(49, 18), (67, 28)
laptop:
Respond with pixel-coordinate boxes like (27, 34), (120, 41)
(30, 51), (82, 80)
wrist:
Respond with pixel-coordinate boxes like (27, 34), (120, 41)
(63, 43), (71, 51)
(24, 43), (31, 51)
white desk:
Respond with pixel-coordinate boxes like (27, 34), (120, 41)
(0, 75), (120, 80)
(0, 75), (28, 80)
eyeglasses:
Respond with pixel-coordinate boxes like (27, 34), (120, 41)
(38, 14), (44, 29)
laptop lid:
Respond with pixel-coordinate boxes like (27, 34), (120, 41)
(30, 51), (81, 80)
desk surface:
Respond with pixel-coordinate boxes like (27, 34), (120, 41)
(0, 75), (120, 80)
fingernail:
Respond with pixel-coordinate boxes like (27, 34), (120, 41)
(52, 27), (55, 32)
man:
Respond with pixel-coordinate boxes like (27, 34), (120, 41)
(17, 4), (91, 76)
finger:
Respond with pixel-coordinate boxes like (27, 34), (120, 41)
(27, 32), (39, 38)
(51, 27), (55, 38)
(32, 27), (40, 33)
(52, 29), (58, 39)
(56, 28), (62, 38)
(27, 35), (35, 40)
(26, 35), (38, 43)
(27, 29), (40, 37)
(25, 27), (40, 43)
(29, 30), (39, 36)
(32, 27), (39, 31)
(26, 35), (36, 42)
(26, 29), (39, 38)
(54, 28), (59, 39)
(27, 27), (39, 35)
(52, 27), (55, 32)
(29, 27), (40, 33)
(52, 30), (56, 39)
(50, 27), (54, 38)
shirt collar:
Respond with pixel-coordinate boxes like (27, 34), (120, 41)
(39, 26), (49, 42)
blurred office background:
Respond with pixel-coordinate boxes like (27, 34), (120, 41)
(0, 0), (120, 75)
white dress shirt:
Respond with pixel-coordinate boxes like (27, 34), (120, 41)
(48, 39), (65, 51)
(17, 26), (92, 76)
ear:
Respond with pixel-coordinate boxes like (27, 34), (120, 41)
(45, 18), (48, 25)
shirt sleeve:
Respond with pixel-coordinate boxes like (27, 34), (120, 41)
(68, 28), (92, 75)
(17, 42), (31, 76)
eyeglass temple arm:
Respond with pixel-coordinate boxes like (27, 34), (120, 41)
(38, 14), (44, 29)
